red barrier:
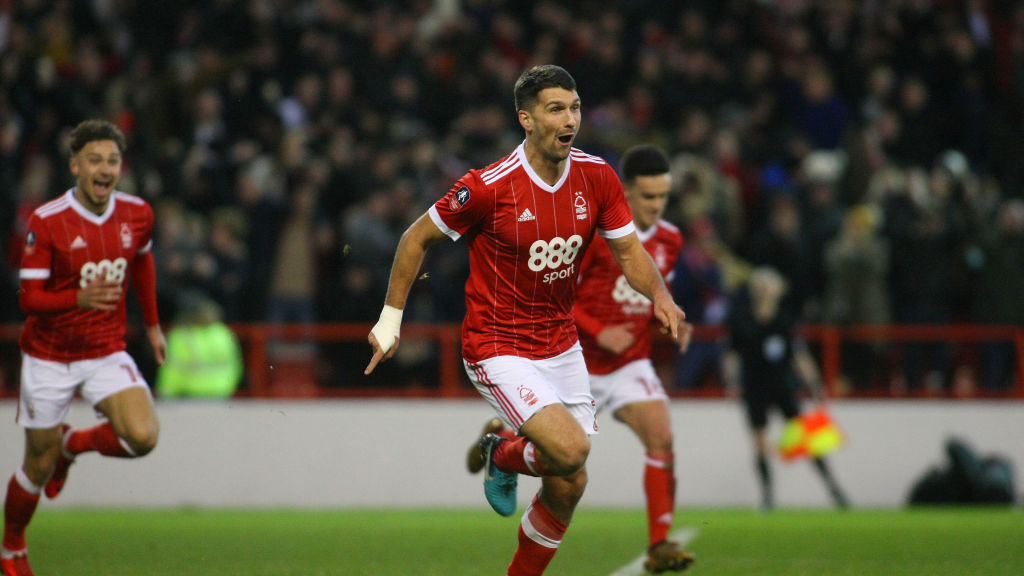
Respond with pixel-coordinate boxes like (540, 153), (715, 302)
(0, 323), (1021, 399)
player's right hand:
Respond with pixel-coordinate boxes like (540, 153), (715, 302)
(364, 332), (399, 375)
(365, 305), (403, 375)
(597, 323), (635, 355)
(77, 278), (122, 311)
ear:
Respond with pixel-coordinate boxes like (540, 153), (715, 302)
(69, 156), (79, 176)
(518, 109), (532, 133)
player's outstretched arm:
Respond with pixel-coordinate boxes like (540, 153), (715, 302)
(365, 213), (447, 375)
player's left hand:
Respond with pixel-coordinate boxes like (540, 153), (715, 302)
(652, 291), (686, 341)
(146, 324), (167, 366)
(673, 321), (694, 353)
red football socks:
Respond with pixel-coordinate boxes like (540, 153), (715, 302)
(507, 498), (567, 576)
(66, 423), (133, 458)
(644, 452), (676, 547)
(3, 472), (40, 552)
(495, 437), (548, 477)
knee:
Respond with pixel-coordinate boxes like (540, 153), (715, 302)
(123, 422), (159, 456)
(547, 436), (590, 475)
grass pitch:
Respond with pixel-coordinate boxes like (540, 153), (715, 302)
(24, 506), (1024, 575)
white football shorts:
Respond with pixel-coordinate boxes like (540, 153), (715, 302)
(589, 358), (668, 415)
(464, 342), (598, 435)
(17, 351), (150, 429)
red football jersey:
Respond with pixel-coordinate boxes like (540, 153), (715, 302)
(429, 143), (635, 363)
(574, 219), (683, 374)
(19, 189), (155, 362)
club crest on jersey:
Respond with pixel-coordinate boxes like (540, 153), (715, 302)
(573, 191), (588, 220)
(449, 186), (471, 211)
(120, 223), (133, 249)
(24, 231), (35, 255)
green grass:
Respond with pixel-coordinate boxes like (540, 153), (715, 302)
(22, 507), (1024, 575)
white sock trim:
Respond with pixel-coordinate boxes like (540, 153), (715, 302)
(118, 437), (137, 457)
(520, 507), (561, 549)
(14, 468), (41, 495)
(645, 455), (673, 469)
(523, 443), (540, 476)
(61, 426), (75, 460)
(2, 547), (28, 559)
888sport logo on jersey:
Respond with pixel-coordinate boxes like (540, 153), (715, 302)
(529, 234), (584, 284)
(79, 257), (128, 289)
(611, 274), (652, 315)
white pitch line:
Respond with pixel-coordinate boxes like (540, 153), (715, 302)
(608, 527), (699, 576)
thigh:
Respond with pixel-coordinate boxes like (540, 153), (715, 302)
(465, 345), (596, 435)
(95, 384), (158, 440)
(613, 399), (672, 453)
(18, 353), (80, 429)
(466, 356), (560, 432)
(537, 344), (594, 408)
(79, 351), (150, 408)
(591, 359), (667, 416)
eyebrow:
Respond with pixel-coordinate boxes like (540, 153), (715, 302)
(545, 98), (580, 108)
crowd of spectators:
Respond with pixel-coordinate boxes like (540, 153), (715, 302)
(2, 0), (1024, 391)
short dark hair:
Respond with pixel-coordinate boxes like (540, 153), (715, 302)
(69, 119), (127, 155)
(514, 65), (577, 112)
(619, 144), (670, 183)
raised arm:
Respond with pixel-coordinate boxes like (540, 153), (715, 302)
(605, 231), (686, 341)
(364, 212), (448, 375)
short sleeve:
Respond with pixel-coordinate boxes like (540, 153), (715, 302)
(595, 163), (634, 238)
(429, 174), (487, 241)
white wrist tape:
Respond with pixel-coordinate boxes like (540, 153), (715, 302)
(370, 305), (403, 354)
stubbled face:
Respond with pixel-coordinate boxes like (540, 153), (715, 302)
(521, 86), (580, 164)
(626, 173), (671, 232)
(71, 139), (122, 214)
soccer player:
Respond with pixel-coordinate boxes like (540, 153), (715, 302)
(573, 144), (695, 573)
(722, 266), (849, 510)
(2, 119), (166, 576)
(365, 65), (687, 576)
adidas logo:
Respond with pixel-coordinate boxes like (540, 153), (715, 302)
(517, 208), (536, 222)
(70, 236), (87, 249)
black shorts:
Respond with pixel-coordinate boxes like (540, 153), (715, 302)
(742, 380), (800, 430)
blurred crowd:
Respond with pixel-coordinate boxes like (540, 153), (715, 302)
(2, 0), (1024, 390)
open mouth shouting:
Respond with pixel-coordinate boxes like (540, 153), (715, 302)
(92, 178), (115, 196)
